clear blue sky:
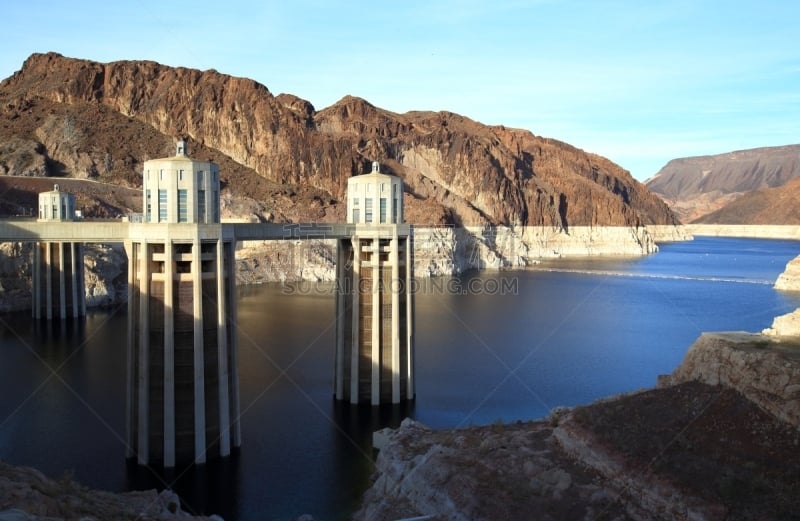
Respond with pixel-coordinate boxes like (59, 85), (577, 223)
(1, 0), (798, 181)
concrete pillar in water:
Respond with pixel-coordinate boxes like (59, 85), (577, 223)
(32, 185), (85, 320)
(126, 140), (240, 467)
(335, 161), (415, 405)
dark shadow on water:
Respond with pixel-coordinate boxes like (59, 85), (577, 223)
(332, 399), (416, 450)
(328, 400), (417, 519)
(32, 317), (86, 354)
(125, 450), (242, 519)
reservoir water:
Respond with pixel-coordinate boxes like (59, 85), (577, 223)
(1, 236), (799, 520)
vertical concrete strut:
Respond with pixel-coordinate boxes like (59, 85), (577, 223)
(191, 239), (206, 465)
(163, 240), (176, 467)
(371, 237), (380, 405)
(216, 238), (230, 457)
(70, 243), (79, 319)
(58, 243), (66, 319)
(124, 240), (135, 459)
(334, 239), (346, 400)
(391, 235), (400, 403)
(45, 242), (52, 320)
(410, 228), (417, 400)
(32, 244), (40, 319)
(137, 240), (150, 466)
(225, 238), (242, 448)
(349, 237), (361, 404)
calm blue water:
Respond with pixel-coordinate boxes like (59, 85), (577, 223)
(0, 236), (799, 520)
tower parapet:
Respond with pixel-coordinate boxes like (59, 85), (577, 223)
(141, 140), (220, 224)
(37, 184), (76, 222)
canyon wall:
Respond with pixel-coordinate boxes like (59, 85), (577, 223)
(0, 53), (678, 231)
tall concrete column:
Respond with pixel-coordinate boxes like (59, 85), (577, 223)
(224, 239), (242, 449)
(45, 242), (52, 320)
(32, 244), (40, 319)
(406, 233), (415, 400)
(78, 243), (86, 317)
(124, 240), (135, 459)
(370, 237), (381, 405)
(334, 239), (347, 400)
(163, 241), (176, 467)
(349, 237), (361, 404)
(136, 240), (150, 466)
(70, 243), (79, 319)
(216, 238), (231, 457)
(191, 238), (206, 465)
(58, 243), (66, 319)
(391, 235), (401, 403)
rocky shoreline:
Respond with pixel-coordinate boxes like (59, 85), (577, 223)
(356, 309), (800, 521)
(352, 259), (800, 521)
(0, 460), (217, 521)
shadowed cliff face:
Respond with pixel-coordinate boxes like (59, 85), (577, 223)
(0, 52), (678, 226)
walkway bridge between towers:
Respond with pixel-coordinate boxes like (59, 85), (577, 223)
(0, 220), (410, 243)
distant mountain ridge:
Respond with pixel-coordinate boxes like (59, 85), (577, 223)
(645, 145), (800, 223)
(692, 176), (800, 225)
(0, 52), (677, 228)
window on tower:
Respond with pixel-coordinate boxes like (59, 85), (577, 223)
(178, 189), (188, 222)
(158, 189), (167, 222)
(365, 199), (373, 223)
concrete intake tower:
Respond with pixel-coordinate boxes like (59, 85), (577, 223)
(125, 141), (240, 467)
(334, 162), (415, 405)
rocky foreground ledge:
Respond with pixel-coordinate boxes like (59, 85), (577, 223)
(0, 461), (218, 521)
(357, 311), (800, 521)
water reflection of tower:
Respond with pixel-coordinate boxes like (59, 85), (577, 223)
(335, 162), (415, 405)
(125, 140), (240, 467)
(33, 184), (85, 320)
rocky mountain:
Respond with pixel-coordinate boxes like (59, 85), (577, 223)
(0, 52), (677, 228)
(691, 176), (800, 225)
(645, 144), (800, 223)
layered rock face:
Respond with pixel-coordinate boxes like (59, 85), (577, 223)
(645, 144), (800, 223)
(0, 52), (677, 230)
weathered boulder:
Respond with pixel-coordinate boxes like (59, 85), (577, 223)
(775, 254), (800, 291)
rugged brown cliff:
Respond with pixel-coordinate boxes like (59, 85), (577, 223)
(0, 52), (677, 227)
(645, 144), (800, 223)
